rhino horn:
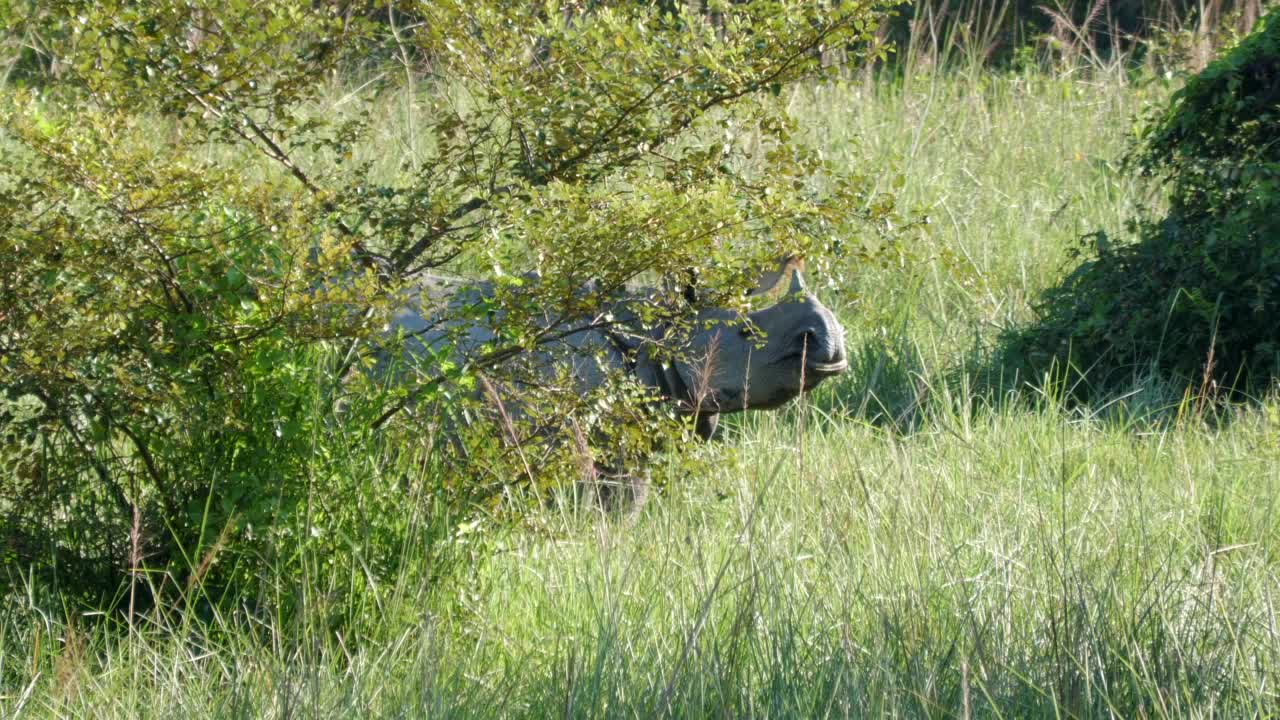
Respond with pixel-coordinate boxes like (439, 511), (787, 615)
(751, 255), (806, 298)
(788, 262), (806, 294)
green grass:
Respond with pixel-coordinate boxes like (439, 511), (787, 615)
(7, 69), (1280, 718)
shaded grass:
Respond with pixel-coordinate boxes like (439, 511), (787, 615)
(7, 69), (1280, 718)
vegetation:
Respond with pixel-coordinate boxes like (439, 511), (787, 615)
(6, 60), (1270, 720)
(0, 0), (899, 603)
(3, 1), (1280, 718)
(1006, 9), (1280, 394)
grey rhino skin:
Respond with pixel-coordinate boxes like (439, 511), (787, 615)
(388, 257), (848, 503)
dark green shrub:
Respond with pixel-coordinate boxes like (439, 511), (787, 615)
(1004, 10), (1280, 393)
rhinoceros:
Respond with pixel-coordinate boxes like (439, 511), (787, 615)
(386, 256), (848, 507)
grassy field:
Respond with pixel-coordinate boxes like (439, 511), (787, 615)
(7, 68), (1280, 718)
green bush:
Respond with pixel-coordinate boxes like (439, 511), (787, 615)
(0, 0), (900, 610)
(1004, 9), (1280, 394)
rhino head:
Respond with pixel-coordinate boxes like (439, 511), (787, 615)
(634, 257), (848, 419)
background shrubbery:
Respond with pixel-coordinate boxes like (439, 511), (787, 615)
(882, 0), (1265, 70)
(1004, 9), (1280, 395)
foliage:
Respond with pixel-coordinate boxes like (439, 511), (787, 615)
(1001, 9), (1280, 393)
(0, 0), (901, 606)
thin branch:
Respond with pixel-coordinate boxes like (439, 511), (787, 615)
(35, 390), (133, 522)
(370, 315), (633, 429)
(386, 17), (854, 272)
(176, 79), (391, 278)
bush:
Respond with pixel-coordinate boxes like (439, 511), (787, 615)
(0, 0), (900, 610)
(1003, 9), (1280, 394)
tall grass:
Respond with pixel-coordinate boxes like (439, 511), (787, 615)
(6, 67), (1280, 718)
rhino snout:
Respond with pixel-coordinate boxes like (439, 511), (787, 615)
(785, 321), (847, 377)
(792, 327), (821, 354)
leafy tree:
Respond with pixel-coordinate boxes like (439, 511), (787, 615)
(0, 1), (901, 605)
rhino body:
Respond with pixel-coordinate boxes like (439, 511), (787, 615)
(387, 257), (847, 505)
